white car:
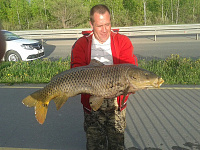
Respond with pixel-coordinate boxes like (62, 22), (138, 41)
(2, 30), (44, 61)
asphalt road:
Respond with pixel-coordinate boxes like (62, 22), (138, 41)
(0, 84), (200, 150)
(0, 85), (85, 150)
(43, 35), (200, 60)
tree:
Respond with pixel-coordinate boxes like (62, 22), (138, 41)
(147, 0), (162, 24)
(6, 0), (30, 30)
(30, 0), (52, 29)
(105, 0), (129, 26)
(161, 0), (164, 22)
(123, 0), (144, 25)
(171, 0), (174, 23)
(143, 0), (147, 25)
(0, 0), (199, 30)
(176, 0), (179, 24)
(45, 0), (89, 28)
(43, 0), (48, 29)
(0, 0), (10, 21)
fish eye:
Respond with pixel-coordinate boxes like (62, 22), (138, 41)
(132, 76), (137, 79)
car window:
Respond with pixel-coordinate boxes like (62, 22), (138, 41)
(2, 31), (22, 41)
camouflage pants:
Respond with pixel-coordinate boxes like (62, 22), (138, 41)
(84, 98), (126, 150)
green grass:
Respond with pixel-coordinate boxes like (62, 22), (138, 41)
(139, 54), (200, 85)
(0, 57), (71, 84)
(0, 55), (199, 85)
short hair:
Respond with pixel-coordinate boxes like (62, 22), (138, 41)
(90, 4), (111, 24)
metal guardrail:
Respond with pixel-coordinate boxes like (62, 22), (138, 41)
(12, 24), (200, 41)
(119, 24), (200, 41)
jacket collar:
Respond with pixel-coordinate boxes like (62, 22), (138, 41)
(83, 29), (118, 41)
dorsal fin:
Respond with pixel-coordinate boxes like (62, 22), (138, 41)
(87, 59), (105, 67)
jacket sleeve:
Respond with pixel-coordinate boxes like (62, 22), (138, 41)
(71, 37), (88, 68)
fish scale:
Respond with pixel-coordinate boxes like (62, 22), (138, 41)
(22, 59), (164, 124)
(50, 65), (127, 98)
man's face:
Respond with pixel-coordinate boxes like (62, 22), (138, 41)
(90, 11), (111, 44)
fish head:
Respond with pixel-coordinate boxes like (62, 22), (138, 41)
(127, 66), (164, 90)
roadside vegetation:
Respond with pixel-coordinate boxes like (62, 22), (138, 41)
(0, 57), (71, 84)
(139, 54), (200, 85)
(0, 55), (199, 85)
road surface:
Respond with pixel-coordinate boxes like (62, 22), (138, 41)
(0, 84), (199, 150)
(43, 35), (200, 60)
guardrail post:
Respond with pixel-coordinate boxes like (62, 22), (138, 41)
(196, 34), (198, 40)
(154, 29), (157, 41)
(41, 38), (44, 45)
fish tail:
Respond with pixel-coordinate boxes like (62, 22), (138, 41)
(22, 91), (49, 124)
(35, 101), (49, 124)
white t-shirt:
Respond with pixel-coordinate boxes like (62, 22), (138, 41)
(91, 35), (113, 65)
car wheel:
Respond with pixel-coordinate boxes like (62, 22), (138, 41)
(5, 51), (22, 61)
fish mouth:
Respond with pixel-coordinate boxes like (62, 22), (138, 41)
(152, 77), (164, 88)
(132, 77), (164, 89)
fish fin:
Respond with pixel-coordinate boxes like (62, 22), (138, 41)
(53, 94), (69, 110)
(22, 90), (49, 124)
(121, 87), (130, 105)
(22, 95), (37, 107)
(22, 90), (44, 107)
(35, 101), (49, 124)
(88, 59), (105, 67)
(89, 96), (104, 111)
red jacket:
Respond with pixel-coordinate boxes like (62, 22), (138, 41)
(71, 30), (138, 112)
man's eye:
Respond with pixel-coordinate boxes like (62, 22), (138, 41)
(96, 25), (103, 27)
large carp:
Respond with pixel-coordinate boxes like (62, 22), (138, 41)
(22, 59), (164, 124)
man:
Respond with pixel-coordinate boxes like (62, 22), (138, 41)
(71, 4), (138, 150)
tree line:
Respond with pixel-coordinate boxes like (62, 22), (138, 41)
(0, 0), (199, 31)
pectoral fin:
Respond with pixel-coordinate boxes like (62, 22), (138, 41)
(89, 96), (104, 111)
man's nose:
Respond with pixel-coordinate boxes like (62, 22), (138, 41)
(102, 25), (106, 32)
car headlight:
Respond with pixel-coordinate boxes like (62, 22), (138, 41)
(21, 44), (34, 50)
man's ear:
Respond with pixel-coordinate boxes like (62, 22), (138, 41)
(89, 21), (94, 30)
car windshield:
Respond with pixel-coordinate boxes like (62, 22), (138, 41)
(2, 30), (23, 41)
